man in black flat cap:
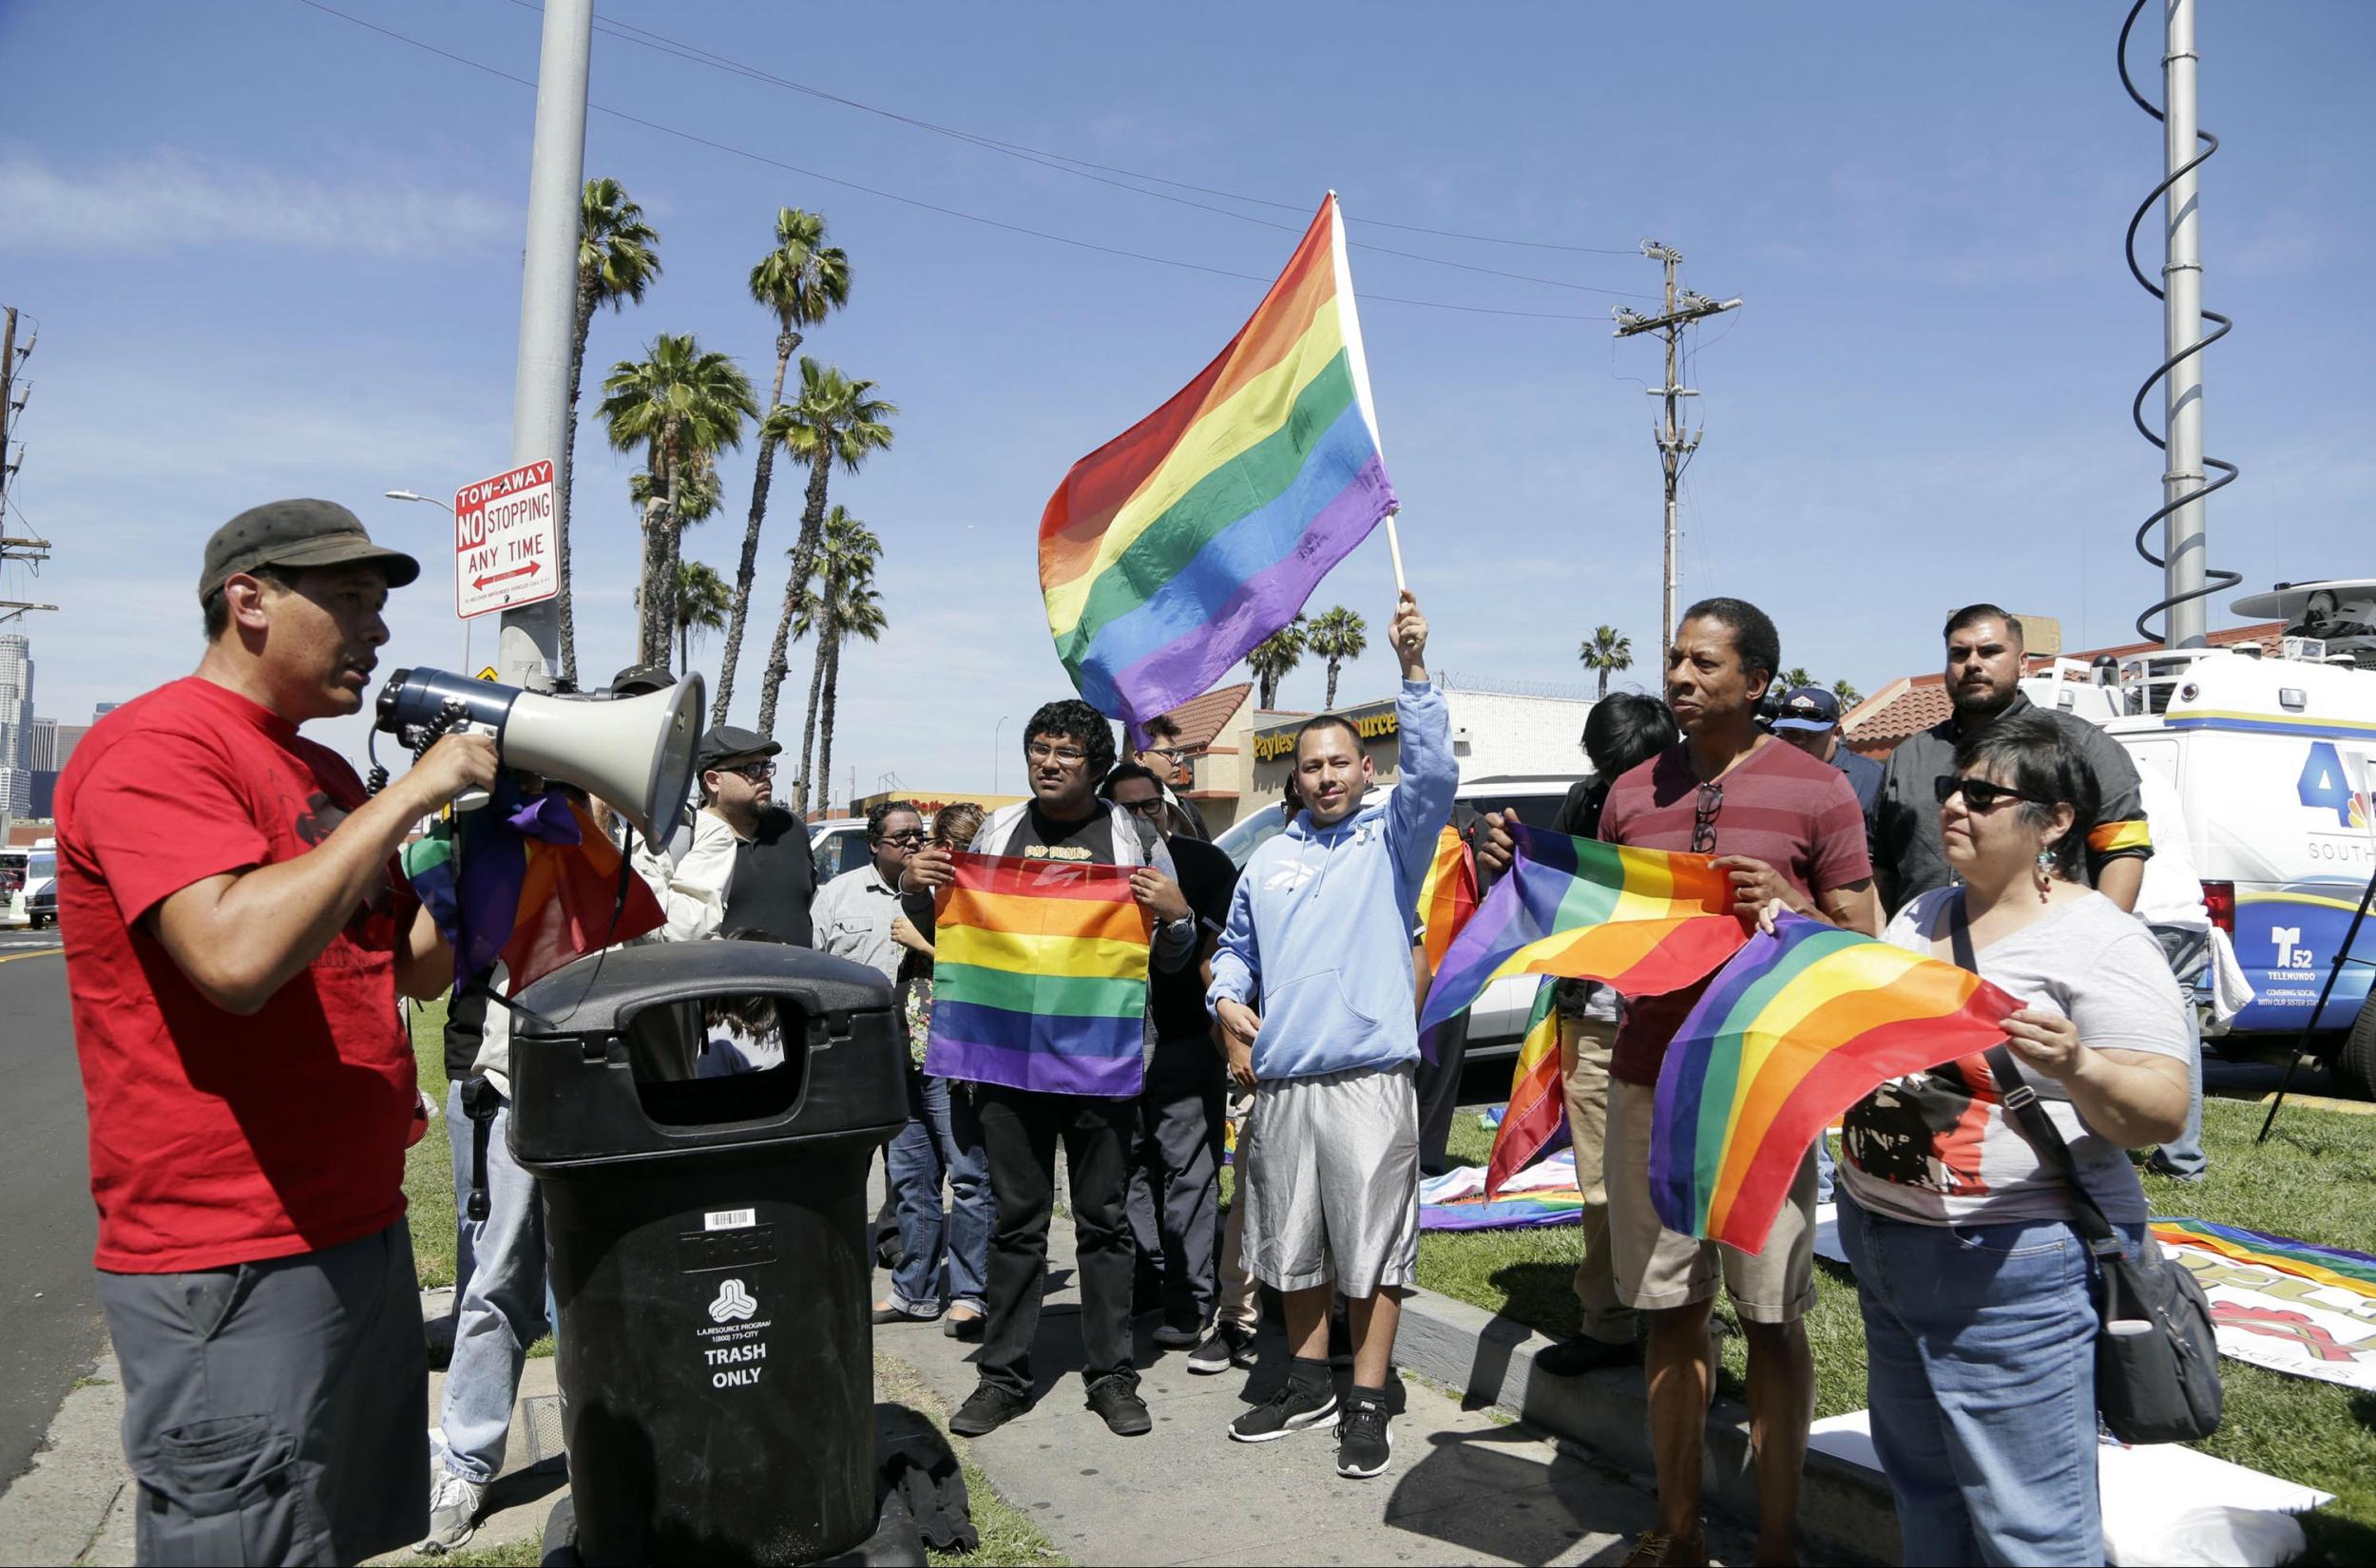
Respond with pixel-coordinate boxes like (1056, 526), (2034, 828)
(54, 499), (498, 1564)
(637, 722), (819, 947)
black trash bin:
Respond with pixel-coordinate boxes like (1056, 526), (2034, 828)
(508, 941), (906, 1565)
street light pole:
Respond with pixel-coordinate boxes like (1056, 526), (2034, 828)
(992, 716), (1008, 797)
(385, 489), (469, 673)
(498, 0), (591, 691)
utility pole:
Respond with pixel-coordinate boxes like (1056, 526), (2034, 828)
(498, 0), (591, 690)
(2158, 0), (2209, 648)
(1614, 243), (1740, 653)
(0, 304), (55, 621)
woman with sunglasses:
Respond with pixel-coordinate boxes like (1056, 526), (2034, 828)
(1833, 711), (2190, 1567)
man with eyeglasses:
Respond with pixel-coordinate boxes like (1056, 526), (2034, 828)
(1099, 763), (1240, 1357)
(814, 799), (926, 985)
(1873, 603), (2150, 917)
(641, 725), (819, 947)
(903, 698), (1197, 1442)
(1485, 597), (1877, 1567)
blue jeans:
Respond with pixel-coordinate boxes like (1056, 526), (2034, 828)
(2148, 927), (2209, 1179)
(1814, 1132), (1837, 1204)
(1836, 1189), (2141, 1568)
(885, 1072), (993, 1316)
(439, 1081), (549, 1484)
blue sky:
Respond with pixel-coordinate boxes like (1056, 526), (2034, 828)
(3, 1), (2369, 795)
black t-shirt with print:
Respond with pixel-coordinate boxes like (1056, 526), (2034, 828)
(1004, 803), (1120, 866)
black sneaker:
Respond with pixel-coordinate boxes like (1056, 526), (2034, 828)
(1185, 1322), (1257, 1375)
(1228, 1377), (1337, 1443)
(1335, 1393), (1393, 1479)
(949, 1383), (1030, 1438)
(1532, 1335), (1641, 1377)
(1084, 1374), (1152, 1437)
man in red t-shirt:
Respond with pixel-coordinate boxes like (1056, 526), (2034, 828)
(57, 499), (496, 1566)
(1483, 598), (1878, 1568)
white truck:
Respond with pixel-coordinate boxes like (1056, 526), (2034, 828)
(2029, 579), (2376, 1095)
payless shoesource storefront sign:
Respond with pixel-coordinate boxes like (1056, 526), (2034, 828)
(1252, 699), (1401, 764)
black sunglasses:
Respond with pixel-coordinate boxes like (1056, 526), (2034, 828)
(1118, 796), (1169, 818)
(1692, 780), (1723, 854)
(1933, 774), (2048, 813)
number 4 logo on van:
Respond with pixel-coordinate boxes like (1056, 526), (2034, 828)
(2296, 741), (2370, 829)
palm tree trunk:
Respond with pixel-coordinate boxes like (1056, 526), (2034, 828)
(780, 442), (835, 647)
(755, 573), (798, 743)
(680, 613), (690, 676)
(1597, 665), (1609, 699)
(556, 269), (598, 685)
(1258, 670), (1277, 708)
(1325, 660), (1340, 710)
(637, 434), (676, 666)
(655, 445), (688, 672)
(797, 604), (835, 816)
(756, 441), (836, 758)
(713, 326), (798, 725)
(816, 633), (843, 821)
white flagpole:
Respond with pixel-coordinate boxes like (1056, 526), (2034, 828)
(1384, 509), (1408, 594)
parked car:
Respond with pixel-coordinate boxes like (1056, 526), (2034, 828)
(808, 818), (872, 884)
(1210, 774), (1582, 1057)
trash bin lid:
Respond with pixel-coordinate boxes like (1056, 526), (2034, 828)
(513, 942), (893, 1037)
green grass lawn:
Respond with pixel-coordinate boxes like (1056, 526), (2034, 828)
(1416, 1096), (2376, 1563)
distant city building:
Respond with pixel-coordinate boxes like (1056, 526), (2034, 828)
(93, 701), (120, 718)
(29, 717), (57, 771)
(29, 772), (57, 819)
(0, 634), (33, 820)
(53, 722), (88, 774)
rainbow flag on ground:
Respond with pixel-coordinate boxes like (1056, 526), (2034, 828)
(1651, 913), (2021, 1254)
(2152, 1218), (2376, 1300)
(1485, 981), (1567, 1195)
(1040, 193), (1396, 726)
(923, 853), (1155, 1098)
(404, 785), (665, 991)
(1417, 824), (1745, 1033)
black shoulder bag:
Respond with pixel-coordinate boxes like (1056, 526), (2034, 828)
(1951, 897), (2222, 1444)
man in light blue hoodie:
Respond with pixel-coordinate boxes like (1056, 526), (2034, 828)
(1207, 590), (1454, 1481)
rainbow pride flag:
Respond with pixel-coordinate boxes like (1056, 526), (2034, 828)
(923, 853), (1155, 1098)
(1041, 194), (1396, 725)
(1486, 980), (1566, 1195)
(2151, 1218), (2376, 1300)
(1417, 823), (1744, 1033)
(1651, 913), (2021, 1254)
(1418, 822), (1480, 973)
(404, 785), (664, 991)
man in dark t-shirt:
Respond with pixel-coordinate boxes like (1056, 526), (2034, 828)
(1102, 764), (1239, 1349)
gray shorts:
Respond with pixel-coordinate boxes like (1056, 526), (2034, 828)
(97, 1220), (428, 1566)
(1240, 1063), (1419, 1297)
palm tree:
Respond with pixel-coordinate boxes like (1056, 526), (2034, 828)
(789, 508), (883, 814)
(674, 559), (731, 675)
(559, 178), (661, 684)
(715, 209), (851, 726)
(755, 360), (897, 740)
(1306, 606), (1368, 710)
(1831, 678), (1864, 710)
(1778, 666), (1815, 693)
(1247, 617), (1308, 709)
(1577, 624), (1633, 699)
(598, 335), (758, 669)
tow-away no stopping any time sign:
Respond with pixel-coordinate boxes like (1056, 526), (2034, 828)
(453, 459), (557, 620)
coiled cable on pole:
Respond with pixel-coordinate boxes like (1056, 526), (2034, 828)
(2119, 0), (2240, 644)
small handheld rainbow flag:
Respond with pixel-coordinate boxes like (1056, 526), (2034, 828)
(1650, 913), (2022, 1254)
(1485, 980), (1565, 1196)
(1041, 194), (1396, 726)
(405, 785), (665, 991)
(1418, 822), (1480, 974)
(923, 853), (1155, 1099)
(1417, 823), (1745, 1033)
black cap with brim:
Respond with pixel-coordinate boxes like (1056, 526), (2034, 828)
(198, 499), (422, 601)
(696, 724), (785, 773)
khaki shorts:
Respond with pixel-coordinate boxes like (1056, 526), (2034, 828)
(1604, 1078), (1816, 1324)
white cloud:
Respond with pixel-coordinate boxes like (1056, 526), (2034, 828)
(0, 148), (514, 256)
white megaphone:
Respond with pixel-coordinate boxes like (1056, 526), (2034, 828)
(374, 666), (703, 844)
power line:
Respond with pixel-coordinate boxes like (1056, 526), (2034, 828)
(500, 0), (1649, 261)
(291, 0), (1617, 321)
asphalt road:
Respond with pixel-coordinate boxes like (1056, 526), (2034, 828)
(0, 936), (102, 1487)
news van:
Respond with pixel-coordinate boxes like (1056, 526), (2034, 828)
(2028, 581), (2376, 1095)
(2, 840), (57, 929)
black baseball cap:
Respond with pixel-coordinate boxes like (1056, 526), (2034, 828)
(695, 724), (783, 773)
(1771, 686), (1843, 732)
(609, 663), (678, 698)
(199, 499), (422, 601)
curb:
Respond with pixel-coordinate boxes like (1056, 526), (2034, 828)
(1391, 1286), (1902, 1565)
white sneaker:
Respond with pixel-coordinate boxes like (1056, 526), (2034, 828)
(420, 1466), (487, 1554)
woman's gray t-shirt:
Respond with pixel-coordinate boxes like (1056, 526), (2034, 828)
(1840, 888), (2188, 1227)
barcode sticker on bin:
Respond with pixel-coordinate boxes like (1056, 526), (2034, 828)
(704, 1209), (757, 1232)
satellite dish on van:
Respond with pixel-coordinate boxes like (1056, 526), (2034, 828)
(2231, 579), (2376, 628)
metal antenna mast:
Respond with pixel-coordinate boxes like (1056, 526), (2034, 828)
(1615, 243), (1740, 654)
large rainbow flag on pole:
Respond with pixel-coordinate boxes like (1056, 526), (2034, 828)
(1650, 913), (2022, 1254)
(1040, 194), (1397, 725)
(1417, 824), (1745, 1033)
(922, 853), (1155, 1099)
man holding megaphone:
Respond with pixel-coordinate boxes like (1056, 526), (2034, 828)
(53, 500), (499, 1564)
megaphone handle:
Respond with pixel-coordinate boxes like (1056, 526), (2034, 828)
(451, 786), (491, 813)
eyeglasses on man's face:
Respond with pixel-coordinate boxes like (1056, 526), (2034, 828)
(1116, 794), (1168, 819)
(721, 760), (776, 782)
(1026, 742), (1090, 767)
(880, 829), (926, 846)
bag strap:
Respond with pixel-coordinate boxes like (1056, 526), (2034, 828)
(1948, 892), (2124, 1255)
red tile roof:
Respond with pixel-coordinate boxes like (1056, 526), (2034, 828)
(1844, 621), (2285, 755)
(1150, 682), (1252, 755)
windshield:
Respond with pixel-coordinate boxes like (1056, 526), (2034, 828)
(26, 851), (56, 882)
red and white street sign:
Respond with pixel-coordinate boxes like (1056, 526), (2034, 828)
(453, 459), (557, 621)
